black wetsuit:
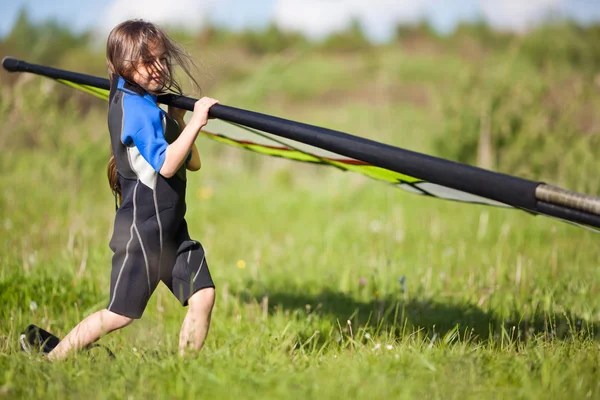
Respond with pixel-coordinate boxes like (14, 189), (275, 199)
(106, 75), (214, 319)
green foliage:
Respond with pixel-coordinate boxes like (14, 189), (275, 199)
(520, 21), (600, 72)
(433, 48), (600, 194)
(394, 19), (440, 41)
(236, 24), (309, 55)
(3, 8), (90, 66)
(450, 18), (514, 50)
(318, 19), (372, 52)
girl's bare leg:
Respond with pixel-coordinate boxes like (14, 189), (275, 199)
(179, 287), (215, 356)
(47, 309), (133, 360)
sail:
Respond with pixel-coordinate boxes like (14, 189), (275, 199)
(4, 56), (600, 232)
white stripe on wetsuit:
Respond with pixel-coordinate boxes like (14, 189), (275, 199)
(193, 253), (206, 283)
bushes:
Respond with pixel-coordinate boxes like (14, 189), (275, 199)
(2, 16), (599, 194)
(520, 22), (600, 73)
(3, 8), (91, 67)
(433, 52), (600, 194)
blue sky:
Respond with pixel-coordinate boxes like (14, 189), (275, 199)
(2, 0), (600, 42)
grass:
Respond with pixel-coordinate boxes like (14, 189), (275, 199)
(1, 41), (600, 399)
(1, 136), (599, 398)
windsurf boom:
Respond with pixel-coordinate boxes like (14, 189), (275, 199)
(3, 56), (600, 232)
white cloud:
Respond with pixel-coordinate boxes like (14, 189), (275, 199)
(272, 0), (563, 41)
(272, 0), (436, 41)
(101, 0), (218, 33)
(480, 0), (559, 31)
(96, 0), (573, 42)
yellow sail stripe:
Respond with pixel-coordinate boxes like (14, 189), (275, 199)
(58, 80), (109, 101)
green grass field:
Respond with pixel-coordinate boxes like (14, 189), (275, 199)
(2, 38), (600, 398)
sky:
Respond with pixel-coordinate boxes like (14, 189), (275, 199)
(2, 0), (600, 42)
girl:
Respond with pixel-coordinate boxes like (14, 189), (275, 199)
(48, 19), (219, 360)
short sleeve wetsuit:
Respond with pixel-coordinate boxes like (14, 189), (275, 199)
(106, 75), (214, 319)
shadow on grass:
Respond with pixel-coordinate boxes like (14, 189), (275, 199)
(254, 288), (597, 344)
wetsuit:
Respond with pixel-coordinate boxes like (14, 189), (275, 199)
(106, 75), (214, 319)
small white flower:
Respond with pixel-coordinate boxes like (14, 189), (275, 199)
(29, 301), (37, 312)
(364, 333), (371, 339)
(386, 344), (393, 350)
(372, 343), (381, 351)
(443, 247), (455, 258)
(132, 347), (137, 352)
(395, 229), (405, 243)
(369, 220), (383, 233)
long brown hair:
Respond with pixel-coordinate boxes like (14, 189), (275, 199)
(105, 19), (201, 205)
(108, 147), (120, 205)
(106, 19), (201, 95)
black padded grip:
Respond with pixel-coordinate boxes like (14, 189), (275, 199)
(2, 56), (23, 72)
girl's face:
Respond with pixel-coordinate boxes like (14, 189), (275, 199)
(132, 44), (167, 94)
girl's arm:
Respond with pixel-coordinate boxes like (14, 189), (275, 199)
(170, 109), (201, 171)
(160, 98), (217, 178)
(186, 143), (201, 171)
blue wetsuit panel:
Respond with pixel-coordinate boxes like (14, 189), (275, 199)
(122, 94), (169, 172)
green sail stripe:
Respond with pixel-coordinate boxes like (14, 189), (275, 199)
(204, 133), (323, 162)
(325, 161), (421, 184)
(202, 132), (421, 184)
(57, 80), (109, 101)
